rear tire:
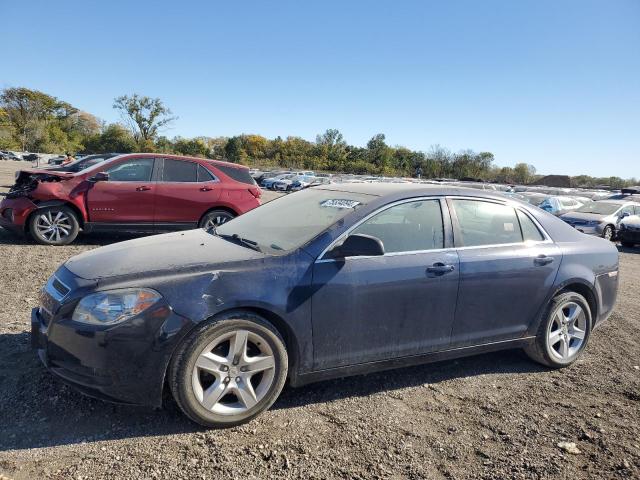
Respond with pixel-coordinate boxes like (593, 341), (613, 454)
(199, 210), (235, 230)
(28, 206), (79, 245)
(524, 291), (592, 368)
(169, 311), (288, 428)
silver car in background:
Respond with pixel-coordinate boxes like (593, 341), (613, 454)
(559, 200), (640, 240)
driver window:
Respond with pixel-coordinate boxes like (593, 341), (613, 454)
(106, 158), (154, 182)
(352, 200), (444, 253)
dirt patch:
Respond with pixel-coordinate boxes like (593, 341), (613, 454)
(0, 160), (639, 479)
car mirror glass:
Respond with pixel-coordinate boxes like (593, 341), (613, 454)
(89, 172), (109, 182)
(326, 234), (384, 259)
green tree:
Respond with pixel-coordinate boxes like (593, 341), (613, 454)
(113, 94), (176, 145)
(83, 124), (136, 153)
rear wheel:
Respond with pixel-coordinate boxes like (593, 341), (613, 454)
(602, 225), (614, 241)
(169, 312), (288, 428)
(524, 292), (591, 368)
(28, 206), (79, 245)
(199, 210), (235, 230)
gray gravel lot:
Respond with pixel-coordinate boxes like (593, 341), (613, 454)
(0, 160), (638, 479)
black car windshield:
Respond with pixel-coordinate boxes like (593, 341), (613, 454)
(215, 188), (373, 253)
(576, 202), (620, 215)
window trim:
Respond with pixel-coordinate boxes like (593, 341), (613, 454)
(316, 196), (453, 262)
(316, 195), (553, 263)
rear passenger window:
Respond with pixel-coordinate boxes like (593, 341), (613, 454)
(452, 199), (522, 247)
(352, 200), (444, 253)
(163, 159), (197, 182)
(517, 210), (544, 242)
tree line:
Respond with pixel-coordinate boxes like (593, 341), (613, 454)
(0, 87), (635, 188)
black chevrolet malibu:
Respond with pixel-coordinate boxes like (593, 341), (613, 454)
(32, 184), (620, 427)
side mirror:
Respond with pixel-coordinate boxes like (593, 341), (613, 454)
(89, 171), (109, 182)
(326, 234), (384, 259)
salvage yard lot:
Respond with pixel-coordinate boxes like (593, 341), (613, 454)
(0, 160), (638, 479)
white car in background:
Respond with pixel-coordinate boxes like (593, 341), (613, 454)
(261, 173), (296, 189)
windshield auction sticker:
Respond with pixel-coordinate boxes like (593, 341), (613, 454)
(320, 199), (362, 209)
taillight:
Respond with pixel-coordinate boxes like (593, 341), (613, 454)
(248, 187), (261, 198)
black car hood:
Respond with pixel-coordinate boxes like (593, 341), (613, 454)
(65, 229), (265, 280)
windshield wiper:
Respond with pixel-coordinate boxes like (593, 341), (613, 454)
(216, 232), (262, 252)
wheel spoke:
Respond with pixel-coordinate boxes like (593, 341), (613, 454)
(558, 337), (569, 359)
(566, 304), (583, 324)
(234, 380), (258, 409)
(201, 380), (228, 410)
(40, 214), (51, 226)
(549, 329), (563, 346)
(244, 354), (275, 373)
(196, 351), (226, 374)
(569, 326), (585, 341)
(228, 330), (248, 363)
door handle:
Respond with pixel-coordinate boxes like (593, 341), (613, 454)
(534, 255), (554, 266)
(426, 263), (455, 275)
(200, 186), (214, 192)
(136, 186), (152, 192)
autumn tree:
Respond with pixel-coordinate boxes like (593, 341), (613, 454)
(113, 94), (176, 146)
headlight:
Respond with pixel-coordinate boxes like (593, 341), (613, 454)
(72, 288), (162, 325)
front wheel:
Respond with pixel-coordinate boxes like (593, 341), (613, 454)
(169, 312), (288, 428)
(524, 292), (592, 368)
(602, 225), (614, 241)
(199, 210), (235, 230)
(28, 206), (79, 245)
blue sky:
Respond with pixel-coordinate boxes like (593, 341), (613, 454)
(1, 0), (638, 177)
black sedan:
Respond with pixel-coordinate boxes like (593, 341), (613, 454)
(32, 184), (620, 427)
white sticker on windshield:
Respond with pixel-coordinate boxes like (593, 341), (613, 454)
(320, 199), (362, 209)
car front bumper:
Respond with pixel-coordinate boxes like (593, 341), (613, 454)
(0, 196), (37, 231)
(31, 287), (194, 407)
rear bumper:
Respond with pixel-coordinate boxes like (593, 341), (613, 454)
(0, 196), (37, 231)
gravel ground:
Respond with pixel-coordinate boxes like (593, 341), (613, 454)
(0, 160), (638, 480)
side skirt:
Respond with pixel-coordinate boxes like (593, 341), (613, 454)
(290, 336), (536, 387)
(83, 222), (197, 233)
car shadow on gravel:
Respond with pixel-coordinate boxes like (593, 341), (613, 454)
(0, 329), (545, 452)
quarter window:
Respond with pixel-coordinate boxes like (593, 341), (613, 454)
(106, 158), (154, 182)
(517, 210), (544, 242)
(452, 199), (522, 247)
(198, 165), (215, 182)
(352, 200), (444, 253)
(163, 159), (198, 182)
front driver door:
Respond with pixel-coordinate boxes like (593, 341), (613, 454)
(311, 198), (460, 370)
(86, 157), (157, 224)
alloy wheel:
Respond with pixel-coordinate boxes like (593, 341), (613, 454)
(191, 329), (276, 415)
(547, 301), (587, 361)
(36, 210), (73, 243)
(603, 226), (613, 240)
(203, 214), (232, 230)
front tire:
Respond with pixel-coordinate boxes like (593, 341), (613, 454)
(524, 292), (592, 368)
(28, 206), (79, 245)
(602, 225), (614, 241)
(169, 312), (288, 428)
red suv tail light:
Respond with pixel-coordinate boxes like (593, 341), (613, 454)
(248, 187), (262, 199)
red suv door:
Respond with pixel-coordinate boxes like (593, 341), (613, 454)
(154, 158), (221, 226)
(86, 157), (157, 224)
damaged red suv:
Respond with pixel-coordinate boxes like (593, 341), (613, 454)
(0, 154), (261, 245)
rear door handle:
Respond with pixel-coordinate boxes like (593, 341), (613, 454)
(534, 255), (554, 266)
(136, 186), (152, 192)
(426, 263), (455, 275)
